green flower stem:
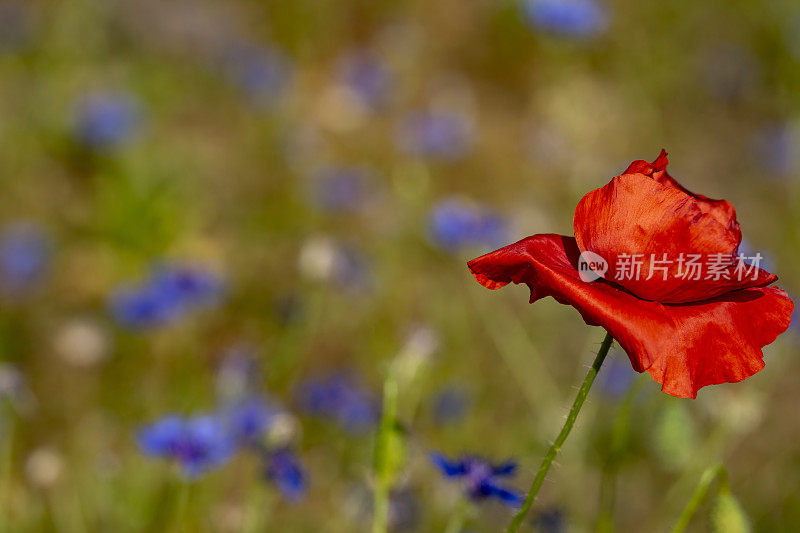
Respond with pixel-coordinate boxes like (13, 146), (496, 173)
(506, 331), (614, 533)
(669, 464), (725, 533)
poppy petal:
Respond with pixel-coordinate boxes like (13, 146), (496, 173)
(624, 149), (741, 240)
(573, 173), (771, 303)
(467, 234), (794, 398)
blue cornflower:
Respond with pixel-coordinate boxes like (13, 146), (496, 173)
(74, 92), (140, 150)
(149, 264), (224, 308)
(0, 1), (33, 52)
(264, 448), (307, 501)
(397, 111), (473, 160)
(337, 52), (392, 109)
(431, 387), (471, 426)
(138, 415), (235, 477)
(109, 283), (181, 329)
(311, 166), (373, 213)
(222, 42), (292, 103)
(296, 374), (379, 433)
(0, 223), (50, 295)
(522, 0), (608, 39)
(430, 453), (523, 506)
(222, 396), (279, 446)
(429, 199), (508, 252)
(109, 263), (223, 329)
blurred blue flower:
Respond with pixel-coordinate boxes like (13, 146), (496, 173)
(397, 111), (473, 160)
(74, 92), (140, 150)
(0, 1), (33, 52)
(110, 284), (181, 329)
(522, 0), (608, 38)
(752, 123), (798, 177)
(222, 396), (279, 446)
(222, 42), (292, 103)
(109, 264), (224, 329)
(431, 387), (471, 426)
(337, 52), (392, 109)
(598, 357), (635, 398)
(138, 415), (235, 477)
(430, 453), (523, 506)
(150, 264), (224, 308)
(0, 223), (50, 295)
(296, 374), (379, 433)
(264, 448), (307, 501)
(311, 166), (373, 213)
(429, 199), (508, 252)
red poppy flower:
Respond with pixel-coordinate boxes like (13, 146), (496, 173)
(468, 150), (794, 398)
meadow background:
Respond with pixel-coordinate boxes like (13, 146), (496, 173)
(0, 0), (799, 531)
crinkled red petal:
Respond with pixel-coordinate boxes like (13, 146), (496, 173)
(625, 149), (741, 239)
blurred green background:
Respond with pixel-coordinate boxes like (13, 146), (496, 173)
(0, 0), (798, 531)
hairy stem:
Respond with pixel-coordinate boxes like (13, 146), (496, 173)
(506, 331), (614, 533)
